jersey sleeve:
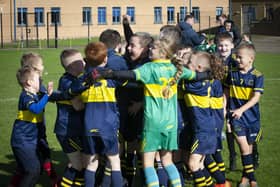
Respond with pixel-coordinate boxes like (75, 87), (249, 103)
(180, 67), (196, 80)
(133, 63), (152, 84)
(254, 75), (264, 94)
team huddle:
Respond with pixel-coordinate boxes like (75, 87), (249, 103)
(9, 14), (263, 187)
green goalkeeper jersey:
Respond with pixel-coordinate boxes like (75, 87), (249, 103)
(133, 59), (196, 134)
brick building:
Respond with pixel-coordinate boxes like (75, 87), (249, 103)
(0, 0), (229, 43)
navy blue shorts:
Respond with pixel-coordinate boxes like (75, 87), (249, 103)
(56, 135), (84, 154)
(83, 135), (119, 155)
(190, 133), (217, 155)
(231, 121), (262, 144)
(12, 146), (41, 175)
(215, 124), (224, 150)
(178, 125), (194, 151)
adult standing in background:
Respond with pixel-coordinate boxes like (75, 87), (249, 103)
(178, 14), (206, 47)
(215, 14), (242, 47)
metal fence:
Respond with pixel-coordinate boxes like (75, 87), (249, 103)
(0, 12), (220, 49)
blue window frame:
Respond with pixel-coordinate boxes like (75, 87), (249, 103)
(216, 7), (223, 17)
(154, 7), (162, 24)
(180, 6), (187, 22)
(83, 7), (92, 24)
(112, 7), (121, 24)
(98, 7), (106, 24)
(192, 7), (200, 23)
(35, 7), (44, 25)
(126, 7), (135, 23)
(167, 7), (175, 24)
(51, 7), (61, 24)
(17, 7), (27, 25)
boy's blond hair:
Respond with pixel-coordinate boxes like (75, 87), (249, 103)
(60, 49), (81, 69)
(16, 66), (38, 87)
(20, 52), (43, 74)
(236, 43), (256, 59)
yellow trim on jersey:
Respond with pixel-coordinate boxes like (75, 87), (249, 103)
(144, 84), (177, 98)
(152, 59), (171, 63)
(147, 181), (160, 187)
(184, 94), (210, 108)
(17, 110), (43, 123)
(81, 80), (116, 103)
(210, 97), (223, 109)
(57, 100), (72, 105)
(230, 85), (253, 100)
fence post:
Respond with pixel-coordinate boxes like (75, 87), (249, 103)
(47, 12), (49, 48)
(36, 21), (39, 47)
(0, 12), (3, 48)
(54, 12), (58, 48)
(87, 20), (90, 43)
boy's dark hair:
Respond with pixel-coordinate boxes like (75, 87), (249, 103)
(85, 42), (107, 67)
(224, 20), (234, 27)
(216, 32), (233, 43)
(184, 14), (194, 22)
(99, 29), (121, 49)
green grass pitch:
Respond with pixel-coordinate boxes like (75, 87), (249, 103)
(0, 49), (279, 186)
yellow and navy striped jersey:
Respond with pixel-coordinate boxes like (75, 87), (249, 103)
(210, 79), (224, 129)
(54, 73), (84, 136)
(183, 80), (216, 134)
(225, 67), (264, 126)
(11, 90), (45, 147)
(80, 71), (119, 137)
(134, 59), (196, 133)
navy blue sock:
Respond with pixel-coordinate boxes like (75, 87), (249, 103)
(111, 170), (122, 187)
(60, 166), (77, 186)
(241, 154), (256, 182)
(175, 161), (185, 186)
(193, 169), (207, 187)
(144, 167), (159, 187)
(212, 151), (225, 177)
(101, 162), (111, 187)
(202, 168), (214, 187)
(204, 155), (225, 184)
(74, 169), (85, 186)
(84, 169), (95, 187)
(126, 153), (136, 186)
(155, 160), (168, 187)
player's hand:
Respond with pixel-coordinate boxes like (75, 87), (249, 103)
(231, 108), (243, 119)
(122, 15), (131, 24)
(47, 81), (54, 96)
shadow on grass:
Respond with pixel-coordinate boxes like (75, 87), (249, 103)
(0, 149), (67, 187)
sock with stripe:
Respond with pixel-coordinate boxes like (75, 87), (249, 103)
(73, 169), (85, 186)
(126, 153), (136, 186)
(164, 164), (181, 187)
(111, 170), (122, 187)
(202, 167), (214, 187)
(84, 169), (96, 187)
(155, 160), (168, 187)
(204, 155), (225, 184)
(241, 154), (256, 182)
(193, 169), (207, 187)
(212, 151), (225, 177)
(101, 161), (111, 187)
(174, 161), (185, 186)
(60, 166), (77, 187)
(144, 167), (159, 187)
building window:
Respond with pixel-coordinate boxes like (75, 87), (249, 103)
(51, 7), (60, 24)
(248, 6), (256, 21)
(35, 7), (44, 25)
(83, 7), (92, 24)
(180, 6), (187, 22)
(112, 7), (121, 24)
(98, 7), (106, 24)
(192, 7), (200, 23)
(17, 7), (27, 25)
(154, 7), (162, 24)
(167, 7), (175, 24)
(126, 7), (135, 23)
(216, 7), (223, 17)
